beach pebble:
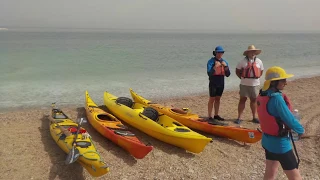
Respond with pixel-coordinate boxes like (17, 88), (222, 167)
(212, 176), (218, 180)
(188, 169), (194, 173)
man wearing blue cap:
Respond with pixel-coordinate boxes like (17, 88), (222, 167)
(206, 46), (231, 124)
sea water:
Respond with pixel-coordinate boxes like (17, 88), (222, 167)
(1, 29), (320, 110)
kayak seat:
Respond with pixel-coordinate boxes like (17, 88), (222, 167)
(142, 107), (159, 122)
(116, 97), (134, 108)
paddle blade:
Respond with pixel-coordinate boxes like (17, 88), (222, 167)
(65, 147), (80, 165)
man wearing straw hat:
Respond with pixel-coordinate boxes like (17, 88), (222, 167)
(235, 45), (264, 124)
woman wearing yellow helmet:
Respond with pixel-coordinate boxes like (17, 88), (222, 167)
(257, 66), (304, 180)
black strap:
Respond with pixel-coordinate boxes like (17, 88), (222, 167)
(289, 131), (300, 168)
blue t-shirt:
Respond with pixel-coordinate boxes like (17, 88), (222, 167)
(261, 90), (305, 154)
(207, 57), (231, 86)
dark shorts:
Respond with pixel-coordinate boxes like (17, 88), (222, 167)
(264, 148), (298, 170)
(209, 82), (224, 97)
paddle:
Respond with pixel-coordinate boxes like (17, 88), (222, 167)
(65, 118), (85, 165)
(300, 134), (320, 139)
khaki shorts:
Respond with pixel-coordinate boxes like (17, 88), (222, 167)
(239, 84), (260, 98)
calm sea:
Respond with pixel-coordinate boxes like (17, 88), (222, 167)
(1, 29), (320, 110)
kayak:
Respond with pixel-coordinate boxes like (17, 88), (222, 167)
(103, 91), (212, 153)
(84, 91), (153, 159)
(129, 88), (262, 144)
(49, 104), (109, 177)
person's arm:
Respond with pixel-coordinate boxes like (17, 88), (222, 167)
(207, 59), (215, 76)
(271, 94), (305, 135)
(235, 69), (242, 79)
(235, 61), (242, 79)
(222, 60), (231, 77)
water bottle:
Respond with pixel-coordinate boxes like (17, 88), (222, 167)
(291, 109), (300, 141)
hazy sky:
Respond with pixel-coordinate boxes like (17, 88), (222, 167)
(1, 0), (320, 32)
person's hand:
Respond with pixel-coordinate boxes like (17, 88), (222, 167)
(298, 133), (305, 140)
(215, 61), (221, 67)
(221, 61), (227, 67)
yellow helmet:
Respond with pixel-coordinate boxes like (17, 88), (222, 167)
(262, 66), (294, 91)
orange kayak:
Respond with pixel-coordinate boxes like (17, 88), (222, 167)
(130, 88), (262, 144)
(85, 91), (153, 159)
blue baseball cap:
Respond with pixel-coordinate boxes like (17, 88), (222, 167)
(215, 46), (225, 53)
(213, 46), (225, 56)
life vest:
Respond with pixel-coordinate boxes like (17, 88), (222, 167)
(213, 59), (226, 76)
(241, 57), (262, 78)
(257, 93), (292, 137)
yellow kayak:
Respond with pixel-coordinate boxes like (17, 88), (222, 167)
(103, 91), (212, 153)
(129, 88), (262, 144)
(49, 104), (109, 177)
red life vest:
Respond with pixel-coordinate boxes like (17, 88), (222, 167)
(241, 57), (262, 78)
(257, 93), (292, 136)
(213, 60), (226, 76)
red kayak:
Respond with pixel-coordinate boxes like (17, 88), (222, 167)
(85, 91), (153, 159)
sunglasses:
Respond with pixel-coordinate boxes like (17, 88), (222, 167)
(216, 52), (224, 54)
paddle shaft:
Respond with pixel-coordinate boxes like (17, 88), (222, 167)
(300, 134), (320, 139)
(65, 118), (83, 164)
(71, 118), (84, 146)
(48, 116), (72, 136)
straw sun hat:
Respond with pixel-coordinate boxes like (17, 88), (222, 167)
(243, 45), (262, 56)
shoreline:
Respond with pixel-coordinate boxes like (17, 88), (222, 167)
(2, 75), (318, 114)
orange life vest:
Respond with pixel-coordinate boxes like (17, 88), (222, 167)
(241, 57), (261, 78)
(257, 93), (292, 136)
(213, 60), (225, 76)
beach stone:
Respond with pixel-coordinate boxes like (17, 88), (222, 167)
(212, 176), (218, 180)
(188, 169), (194, 173)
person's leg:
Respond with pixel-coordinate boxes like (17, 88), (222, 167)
(235, 85), (248, 124)
(283, 169), (302, 180)
(264, 160), (280, 180)
(213, 86), (224, 120)
(264, 148), (281, 180)
(250, 85), (260, 123)
(208, 97), (215, 118)
(279, 150), (302, 180)
(214, 96), (221, 116)
(208, 82), (216, 118)
(238, 96), (247, 119)
(250, 97), (257, 119)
